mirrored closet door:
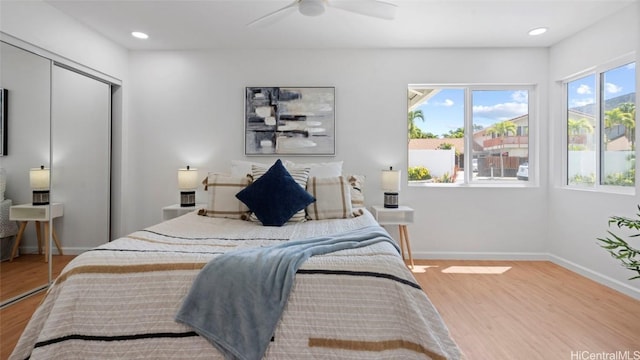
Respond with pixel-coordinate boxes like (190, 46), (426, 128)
(51, 64), (111, 255)
(0, 41), (52, 305)
(0, 40), (113, 308)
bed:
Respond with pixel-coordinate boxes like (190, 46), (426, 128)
(11, 160), (461, 360)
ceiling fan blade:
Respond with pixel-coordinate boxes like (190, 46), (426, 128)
(247, 0), (299, 27)
(328, 0), (397, 20)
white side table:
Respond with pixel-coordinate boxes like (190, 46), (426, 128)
(370, 205), (415, 268)
(162, 204), (205, 221)
(9, 203), (64, 262)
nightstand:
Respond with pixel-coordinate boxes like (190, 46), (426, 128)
(162, 204), (205, 221)
(9, 203), (64, 262)
(370, 205), (414, 268)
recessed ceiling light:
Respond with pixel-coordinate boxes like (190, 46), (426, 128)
(528, 27), (547, 36)
(131, 31), (149, 39)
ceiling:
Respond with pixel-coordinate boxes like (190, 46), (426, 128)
(44, 0), (636, 51)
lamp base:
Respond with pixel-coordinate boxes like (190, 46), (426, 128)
(32, 190), (50, 206)
(180, 191), (196, 207)
(383, 192), (398, 208)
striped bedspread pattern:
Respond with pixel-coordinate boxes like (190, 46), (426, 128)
(11, 210), (461, 360)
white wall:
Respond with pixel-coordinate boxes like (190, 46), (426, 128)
(126, 48), (550, 259)
(408, 149), (456, 178)
(548, 3), (639, 297)
(0, 1), (127, 79)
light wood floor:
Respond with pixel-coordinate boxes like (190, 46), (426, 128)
(1, 255), (74, 359)
(1, 259), (639, 359)
(413, 260), (640, 359)
(1, 254), (73, 302)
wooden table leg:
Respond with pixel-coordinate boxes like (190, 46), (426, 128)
(41, 221), (63, 263)
(43, 222), (49, 263)
(400, 225), (414, 269)
(9, 221), (28, 262)
(35, 221), (43, 255)
(51, 222), (63, 256)
(397, 225), (406, 260)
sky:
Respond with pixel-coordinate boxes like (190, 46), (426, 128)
(413, 62), (636, 138)
(568, 62), (636, 109)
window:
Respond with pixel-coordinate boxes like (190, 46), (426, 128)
(567, 75), (597, 186)
(565, 60), (636, 189)
(408, 85), (533, 185)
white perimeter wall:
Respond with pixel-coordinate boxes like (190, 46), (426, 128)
(2, 1), (639, 298)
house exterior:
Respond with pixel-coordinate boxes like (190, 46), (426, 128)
(472, 114), (529, 177)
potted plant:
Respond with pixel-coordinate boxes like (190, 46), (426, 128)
(597, 206), (640, 280)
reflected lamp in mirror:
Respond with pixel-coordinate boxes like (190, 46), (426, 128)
(178, 166), (198, 207)
(382, 166), (401, 208)
(30, 165), (50, 205)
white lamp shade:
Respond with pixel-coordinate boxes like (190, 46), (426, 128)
(178, 167), (198, 190)
(381, 168), (401, 192)
(30, 167), (50, 190)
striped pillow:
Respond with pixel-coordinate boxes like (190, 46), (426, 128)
(306, 176), (354, 220)
(201, 173), (251, 220)
(249, 162), (311, 223)
(347, 174), (365, 208)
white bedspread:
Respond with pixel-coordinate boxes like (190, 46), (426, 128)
(11, 209), (461, 360)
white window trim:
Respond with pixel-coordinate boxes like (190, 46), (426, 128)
(560, 52), (636, 195)
(408, 83), (538, 188)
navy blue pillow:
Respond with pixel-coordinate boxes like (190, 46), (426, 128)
(236, 159), (316, 226)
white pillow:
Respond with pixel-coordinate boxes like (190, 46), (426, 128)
(306, 176), (354, 220)
(283, 160), (343, 178)
(201, 173), (251, 220)
(230, 160), (273, 178)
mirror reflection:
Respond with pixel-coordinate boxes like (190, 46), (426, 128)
(0, 41), (52, 306)
(1, 41), (113, 307)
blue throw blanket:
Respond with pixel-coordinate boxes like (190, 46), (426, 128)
(175, 225), (399, 360)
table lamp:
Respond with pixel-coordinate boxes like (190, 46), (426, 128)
(382, 166), (401, 208)
(178, 165), (198, 207)
(30, 165), (50, 205)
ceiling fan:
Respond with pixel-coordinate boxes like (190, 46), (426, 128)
(247, 0), (397, 27)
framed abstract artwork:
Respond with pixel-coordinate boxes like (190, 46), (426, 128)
(245, 87), (335, 156)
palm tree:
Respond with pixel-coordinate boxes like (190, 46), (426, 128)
(486, 120), (517, 177)
(568, 117), (594, 148)
(408, 110), (425, 142)
(442, 127), (464, 138)
(605, 103), (636, 150)
(618, 103), (636, 150)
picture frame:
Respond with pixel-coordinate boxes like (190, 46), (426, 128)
(0, 88), (7, 156)
(245, 87), (335, 156)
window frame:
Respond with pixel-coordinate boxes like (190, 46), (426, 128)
(561, 53), (636, 195)
(407, 83), (538, 187)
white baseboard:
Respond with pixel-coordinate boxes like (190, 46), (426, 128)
(548, 254), (640, 301)
(16, 246), (91, 256)
(413, 251), (549, 261)
(413, 251), (640, 300)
